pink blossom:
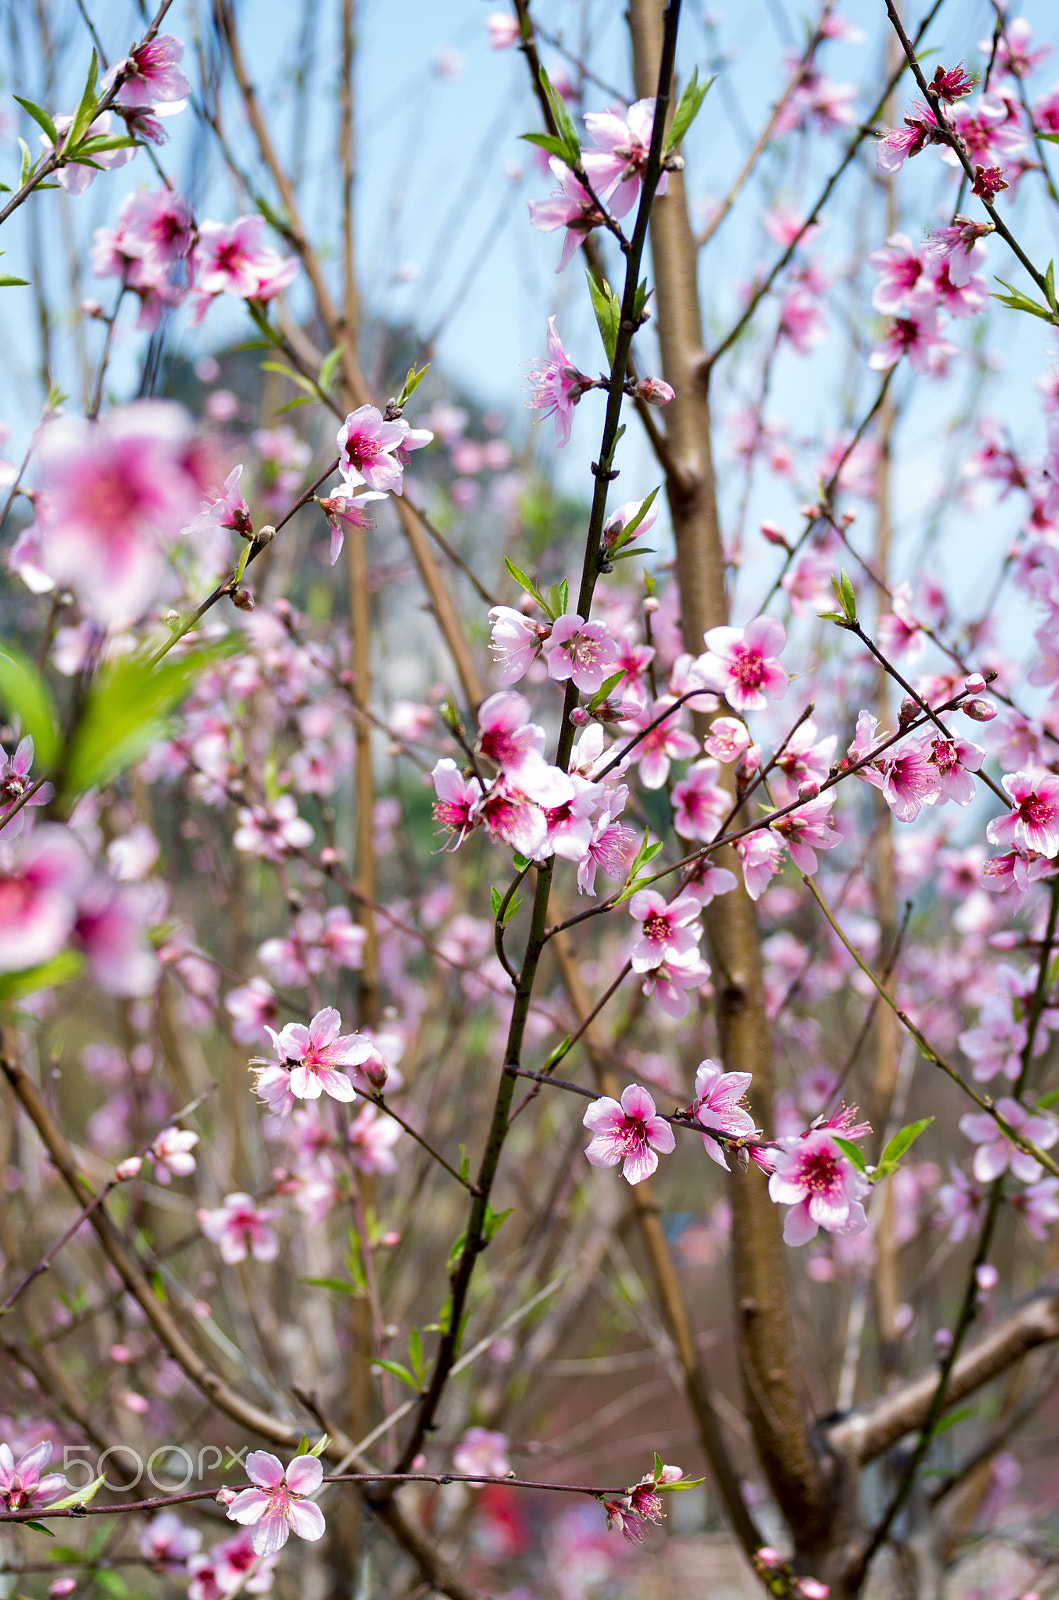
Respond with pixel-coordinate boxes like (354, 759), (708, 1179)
(226, 1451), (326, 1556)
(431, 758), (481, 848)
(636, 375), (676, 405)
(959, 1099), (1059, 1184)
(543, 613), (619, 693)
(929, 259), (989, 318)
(184, 464), (253, 542)
(488, 605), (549, 682)
(105, 34), (189, 108)
(607, 634), (654, 710)
(619, 697), (698, 788)
(486, 14), (520, 48)
(477, 767), (572, 858)
(671, 759), (727, 842)
(924, 732), (984, 804)
(545, 777), (602, 861)
(43, 111), (136, 196)
(628, 889), (702, 972)
(982, 17), (1052, 79)
(987, 770), (1059, 857)
(0, 825), (89, 972)
(875, 100), (944, 173)
(935, 1162), (985, 1242)
(225, 977), (279, 1044)
(347, 1103), (401, 1174)
(697, 616), (788, 712)
(452, 1427), (511, 1479)
(233, 796), (314, 861)
(337, 405), (431, 494)
(583, 1083), (676, 1184)
(150, 1127), (199, 1184)
(34, 401), (205, 626)
(577, 792), (637, 895)
(476, 690), (547, 774)
(0, 1441), (66, 1511)
(197, 1193), (280, 1264)
(317, 488), (386, 564)
(778, 287), (828, 354)
(771, 793), (842, 874)
(768, 1128), (871, 1246)
(210, 1528), (280, 1594)
(254, 1007), (371, 1105)
(735, 830), (786, 900)
(582, 99), (667, 218)
(120, 186), (194, 272)
(641, 949), (712, 1018)
(704, 716), (752, 763)
(694, 1060), (757, 1170)
(525, 319), (590, 445)
(1012, 1177), (1059, 1240)
(0, 736), (51, 836)
(869, 290), (955, 377)
(867, 234), (924, 313)
(924, 215), (991, 288)
(681, 861), (738, 908)
(139, 1512), (202, 1570)
(190, 217), (299, 323)
(528, 158), (607, 271)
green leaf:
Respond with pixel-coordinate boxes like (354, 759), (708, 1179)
(409, 1325), (424, 1380)
(610, 544), (654, 562)
(587, 670), (627, 713)
(1042, 132), (1059, 144)
(13, 96), (57, 146)
(318, 345), (343, 394)
(0, 274), (30, 287)
(502, 893), (523, 927)
(22, 1519), (56, 1535)
(538, 66), (580, 161)
(607, 487), (660, 555)
(0, 644), (60, 767)
(458, 1144), (471, 1184)
(372, 1357), (419, 1389)
(512, 852), (531, 871)
(309, 1433), (330, 1457)
(18, 137), (32, 187)
(0, 950), (84, 1006)
(659, 1474), (707, 1493)
(62, 642), (233, 798)
(299, 1275), (355, 1294)
(520, 131), (574, 162)
(928, 1405), (975, 1438)
(396, 362), (429, 408)
(483, 1204), (512, 1243)
(63, 51), (99, 154)
(992, 278), (1056, 323)
(491, 886), (503, 918)
(73, 133), (138, 155)
(1046, 261), (1058, 316)
(586, 269), (620, 365)
(817, 610), (847, 624)
(664, 69), (716, 155)
(47, 1474), (105, 1511)
(293, 1433), (311, 1456)
(833, 1136), (868, 1173)
(259, 360), (320, 398)
(877, 1116), (933, 1174)
(831, 569), (857, 623)
(503, 557), (551, 617)
(1036, 1086), (1059, 1110)
(541, 1034), (572, 1071)
(93, 1569), (130, 1599)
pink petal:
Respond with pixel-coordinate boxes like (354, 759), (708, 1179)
(286, 1500), (326, 1541)
(245, 1451), (285, 1490)
(284, 1456), (324, 1496)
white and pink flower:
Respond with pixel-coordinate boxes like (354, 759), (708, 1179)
(696, 617), (788, 713)
(225, 1451), (326, 1556)
(583, 1083), (676, 1185)
(768, 1129), (871, 1246)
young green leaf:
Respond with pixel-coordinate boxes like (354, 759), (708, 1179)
(318, 345), (343, 393)
(372, 1358), (419, 1390)
(992, 279), (1057, 323)
(64, 51), (100, 154)
(664, 70), (716, 155)
(0, 643), (60, 766)
(409, 1326), (424, 1381)
(47, 1474), (106, 1511)
(0, 273), (29, 288)
(397, 362), (429, 408)
(877, 1116), (934, 1173)
(309, 1433), (330, 1457)
(491, 886), (503, 919)
(587, 669), (627, 713)
(833, 1136), (868, 1173)
(299, 1275), (356, 1294)
(483, 1204), (512, 1243)
(520, 131), (574, 163)
(538, 66), (580, 161)
(502, 893), (523, 927)
(0, 950), (84, 1006)
(541, 1034), (572, 1071)
(13, 96), (58, 146)
(586, 269), (620, 365)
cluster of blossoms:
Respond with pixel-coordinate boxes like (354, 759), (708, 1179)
(866, 227), (991, 377)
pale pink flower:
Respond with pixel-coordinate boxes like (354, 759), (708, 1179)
(925, 216), (991, 288)
(337, 405), (431, 494)
(778, 288), (828, 354)
(583, 1083), (676, 1184)
(105, 34), (189, 108)
(486, 14), (520, 48)
(0, 825), (89, 972)
(693, 1060), (757, 1170)
(477, 769), (568, 858)
(150, 1127), (199, 1184)
(139, 1512), (202, 1570)
(641, 950), (712, 1018)
(226, 1451), (326, 1556)
(924, 732), (984, 804)
(959, 1099), (1059, 1184)
(697, 617), (788, 712)
(867, 233), (924, 314)
(528, 159), (607, 272)
(1012, 1177), (1059, 1240)
(681, 861), (738, 908)
(768, 1129), (871, 1246)
(0, 1441), (66, 1511)
(317, 489), (386, 564)
(636, 376), (675, 405)
(606, 634), (654, 710)
(488, 606), (549, 682)
(704, 716), (752, 763)
(577, 793), (637, 895)
(869, 290), (955, 376)
(544, 777), (602, 862)
(225, 977), (279, 1044)
(628, 889), (702, 972)
(935, 1162), (985, 1242)
(452, 1427), (511, 1479)
(211, 1528), (280, 1593)
(0, 736), (52, 836)
(770, 793), (842, 874)
(43, 111), (136, 195)
(619, 697), (698, 789)
(233, 796), (314, 861)
(602, 495), (659, 557)
(875, 100), (944, 173)
(197, 1193), (280, 1264)
(431, 758), (481, 848)
(120, 186), (194, 271)
(582, 99), (667, 218)
(736, 830), (786, 899)
(476, 690), (546, 774)
(347, 1103), (401, 1174)
(987, 770), (1059, 858)
(184, 464), (253, 541)
(671, 759), (727, 842)
(190, 217), (299, 322)
(256, 1007), (371, 1104)
(525, 318), (590, 445)
(543, 613), (619, 693)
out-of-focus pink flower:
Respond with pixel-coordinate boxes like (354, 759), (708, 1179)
(150, 1127), (199, 1184)
(139, 1512), (202, 1570)
(189, 217), (299, 323)
(696, 617), (788, 712)
(486, 14), (520, 48)
(452, 1427), (511, 1479)
(233, 796), (314, 862)
(869, 289), (955, 376)
(768, 1129), (871, 1246)
(641, 949), (712, 1018)
(867, 233), (924, 314)
(959, 1099), (1059, 1183)
(337, 405), (431, 494)
(197, 1193), (280, 1264)
(105, 34), (189, 108)
(0, 1441), (66, 1511)
(736, 830), (787, 899)
(1012, 1176), (1059, 1240)
(226, 977), (279, 1044)
(583, 1083), (676, 1184)
(875, 100), (944, 173)
(226, 1451), (325, 1556)
(525, 319), (590, 446)
(0, 825), (89, 972)
(347, 1103), (401, 1173)
(43, 111), (136, 195)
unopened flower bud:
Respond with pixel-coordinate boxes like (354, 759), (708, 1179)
(840, 510), (856, 527)
(570, 706), (590, 726)
(963, 672), (986, 692)
(216, 1487), (237, 1506)
(361, 1049), (389, 1091)
(933, 1327), (953, 1357)
(760, 520), (789, 548)
(636, 376), (676, 406)
(49, 1581), (78, 1598)
(756, 1547), (783, 1570)
(81, 299), (105, 319)
(254, 524), (276, 546)
(798, 779), (820, 800)
(642, 596), (659, 614)
(114, 1156), (143, 1181)
(231, 588), (255, 612)
(975, 1262), (998, 1294)
(899, 696), (918, 723)
(320, 846), (344, 866)
(962, 696), (997, 722)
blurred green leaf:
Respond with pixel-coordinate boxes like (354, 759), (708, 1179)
(0, 643), (60, 767)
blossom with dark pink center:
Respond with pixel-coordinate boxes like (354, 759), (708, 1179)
(544, 777), (601, 861)
(0, 1441), (66, 1511)
(869, 289), (955, 376)
(577, 790), (637, 895)
(477, 766), (573, 859)
(770, 793), (842, 874)
(347, 1103), (401, 1174)
(641, 949), (712, 1019)
(583, 1083), (676, 1184)
(875, 100), (944, 173)
(431, 758), (481, 848)
(972, 163), (1009, 201)
(476, 690), (547, 774)
(254, 1006), (371, 1106)
(704, 716), (752, 763)
(924, 732), (984, 804)
(866, 233), (924, 315)
(693, 1059), (757, 1170)
(671, 759), (728, 842)
(337, 404), (431, 494)
(619, 697), (699, 789)
(105, 34), (189, 108)
(581, 98), (667, 218)
(735, 831), (787, 899)
(987, 770), (1059, 858)
(525, 319), (591, 446)
(488, 606), (549, 682)
(233, 796), (314, 862)
(139, 1512), (202, 1571)
(929, 63), (977, 103)
(628, 889), (702, 972)
(0, 825), (89, 973)
(528, 158), (607, 271)
(768, 1128), (871, 1246)
(317, 488), (386, 564)
(190, 217), (299, 323)
(197, 1193), (280, 1265)
(607, 633), (655, 710)
(925, 216), (992, 287)
(543, 612), (619, 694)
(226, 1451), (326, 1555)
(697, 616), (788, 712)
(0, 736), (51, 836)
(960, 1099), (1059, 1184)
